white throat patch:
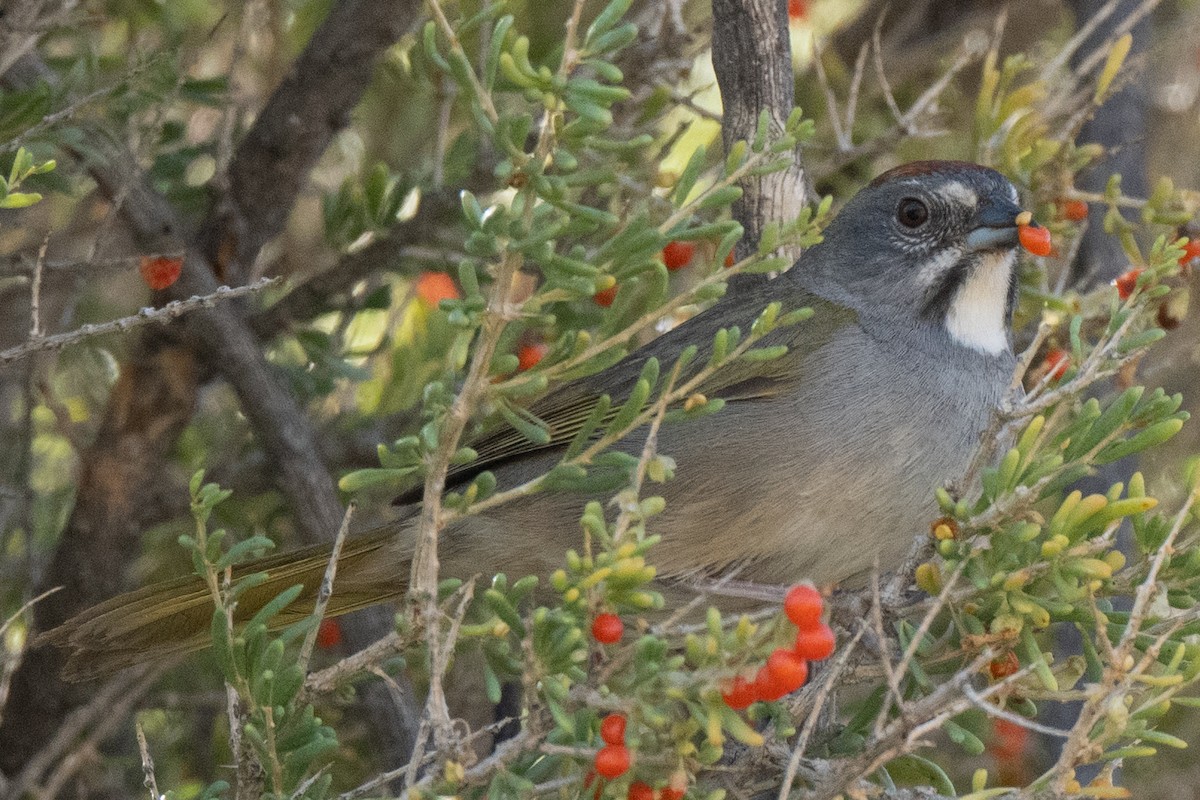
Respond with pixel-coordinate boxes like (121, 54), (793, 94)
(944, 250), (1015, 354)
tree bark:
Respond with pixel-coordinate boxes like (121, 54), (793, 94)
(711, 0), (809, 264)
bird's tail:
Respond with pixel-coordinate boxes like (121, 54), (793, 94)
(40, 527), (402, 682)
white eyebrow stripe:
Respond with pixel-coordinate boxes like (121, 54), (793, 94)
(941, 181), (978, 207)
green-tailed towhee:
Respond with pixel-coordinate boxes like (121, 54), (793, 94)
(46, 160), (1030, 679)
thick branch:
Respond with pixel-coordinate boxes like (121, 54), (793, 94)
(198, 0), (422, 281)
(710, 0), (808, 259)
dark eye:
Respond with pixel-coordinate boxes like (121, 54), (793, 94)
(897, 198), (929, 228)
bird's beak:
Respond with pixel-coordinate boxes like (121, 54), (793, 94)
(966, 199), (1025, 252)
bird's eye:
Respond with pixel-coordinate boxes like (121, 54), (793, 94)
(896, 198), (929, 228)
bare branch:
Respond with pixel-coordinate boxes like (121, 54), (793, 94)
(0, 278), (279, 366)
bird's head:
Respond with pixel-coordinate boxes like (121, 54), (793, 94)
(802, 160), (1027, 355)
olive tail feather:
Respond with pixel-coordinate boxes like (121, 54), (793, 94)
(40, 528), (401, 682)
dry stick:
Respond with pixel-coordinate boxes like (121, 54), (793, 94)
(0, 587), (60, 641)
(1073, 0), (1162, 77)
(297, 502), (355, 673)
(778, 623), (867, 800)
(844, 40), (870, 139)
(0, 278), (280, 365)
(6, 666), (154, 799)
(961, 683), (1073, 739)
(810, 649), (1010, 800)
(25, 666), (165, 800)
(1043, 493), (1198, 792)
(288, 765), (331, 800)
(405, 0), (585, 762)
(1039, 0), (1123, 80)
(299, 629), (418, 702)
(891, 560), (967, 694)
(870, 15), (907, 132)
(134, 721), (160, 800)
(28, 234), (48, 338)
(811, 36), (848, 150)
(868, 569), (904, 740)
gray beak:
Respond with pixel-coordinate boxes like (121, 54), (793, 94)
(965, 199), (1025, 252)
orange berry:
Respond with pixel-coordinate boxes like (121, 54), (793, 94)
(592, 613), (624, 644)
(752, 664), (789, 701)
(415, 271), (460, 306)
(724, 249), (736, 268)
(593, 285), (619, 307)
(517, 342), (549, 371)
(788, 0), (808, 19)
(600, 713), (627, 745)
(316, 618), (342, 649)
(662, 777), (691, 800)
(661, 241), (696, 271)
(720, 675), (757, 710)
(1114, 267), (1144, 300)
(991, 718), (1029, 763)
(139, 255), (183, 290)
(783, 584), (823, 630)
(1179, 239), (1200, 266)
(628, 782), (655, 800)
(989, 651), (1020, 680)
(1042, 348), (1070, 381)
(1060, 199), (1088, 222)
(1018, 223), (1053, 257)
(594, 744), (631, 779)
(793, 623), (835, 661)
(764, 648), (808, 694)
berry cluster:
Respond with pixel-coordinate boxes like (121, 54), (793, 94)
(589, 713), (687, 799)
(721, 584), (835, 710)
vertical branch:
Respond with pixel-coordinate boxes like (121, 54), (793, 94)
(711, 0), (808, 261)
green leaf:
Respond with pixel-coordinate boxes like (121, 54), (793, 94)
(672, 144), (707, 205)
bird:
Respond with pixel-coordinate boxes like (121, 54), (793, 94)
(45, 160), (1028, 680)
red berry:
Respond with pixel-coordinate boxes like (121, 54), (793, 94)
(1114, 267), (1144, 300)
(1018, 223), (1053, 257)
(1179, 239), (1200, 266)
(415, 272), (460, 306)
(517, 342), (549, 371)
(783, 584), (823, 630)
(600, 713), (627, 745)
(628, 782), (655, 800)
(593, 284), (619, 307)
(991, 718), (1029, 763)
(720, 675), (757, 710)
(752, 664), (789, 701)
(723, 249), (736, 268)
(592, 613), (624, 644)
(766, 648), (809, 692)
(661, 241), (696, 271)
(794, 623), (835, 661)
(316, 618), (342, 649)
(788, 0), (808, 19)
(989, 650), (1020, 680)
(139, 255), (183, 290)
(661, 786), (685, 800)
(1042, 348), (1070, 381)
(594, 744), (631, 779)
(1060, 199), (1088, 222)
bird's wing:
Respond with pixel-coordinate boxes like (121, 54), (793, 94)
(393, 279), (854, 504)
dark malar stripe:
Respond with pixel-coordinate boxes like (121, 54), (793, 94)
(920, 257), (973, 323)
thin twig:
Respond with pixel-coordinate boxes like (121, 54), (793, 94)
(28, 234), (48, 339)
(298, 502), (355, 673)
(134, 721), (161, 800)
(779, 623), (867, 799)
(0, 277), (280, 366)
